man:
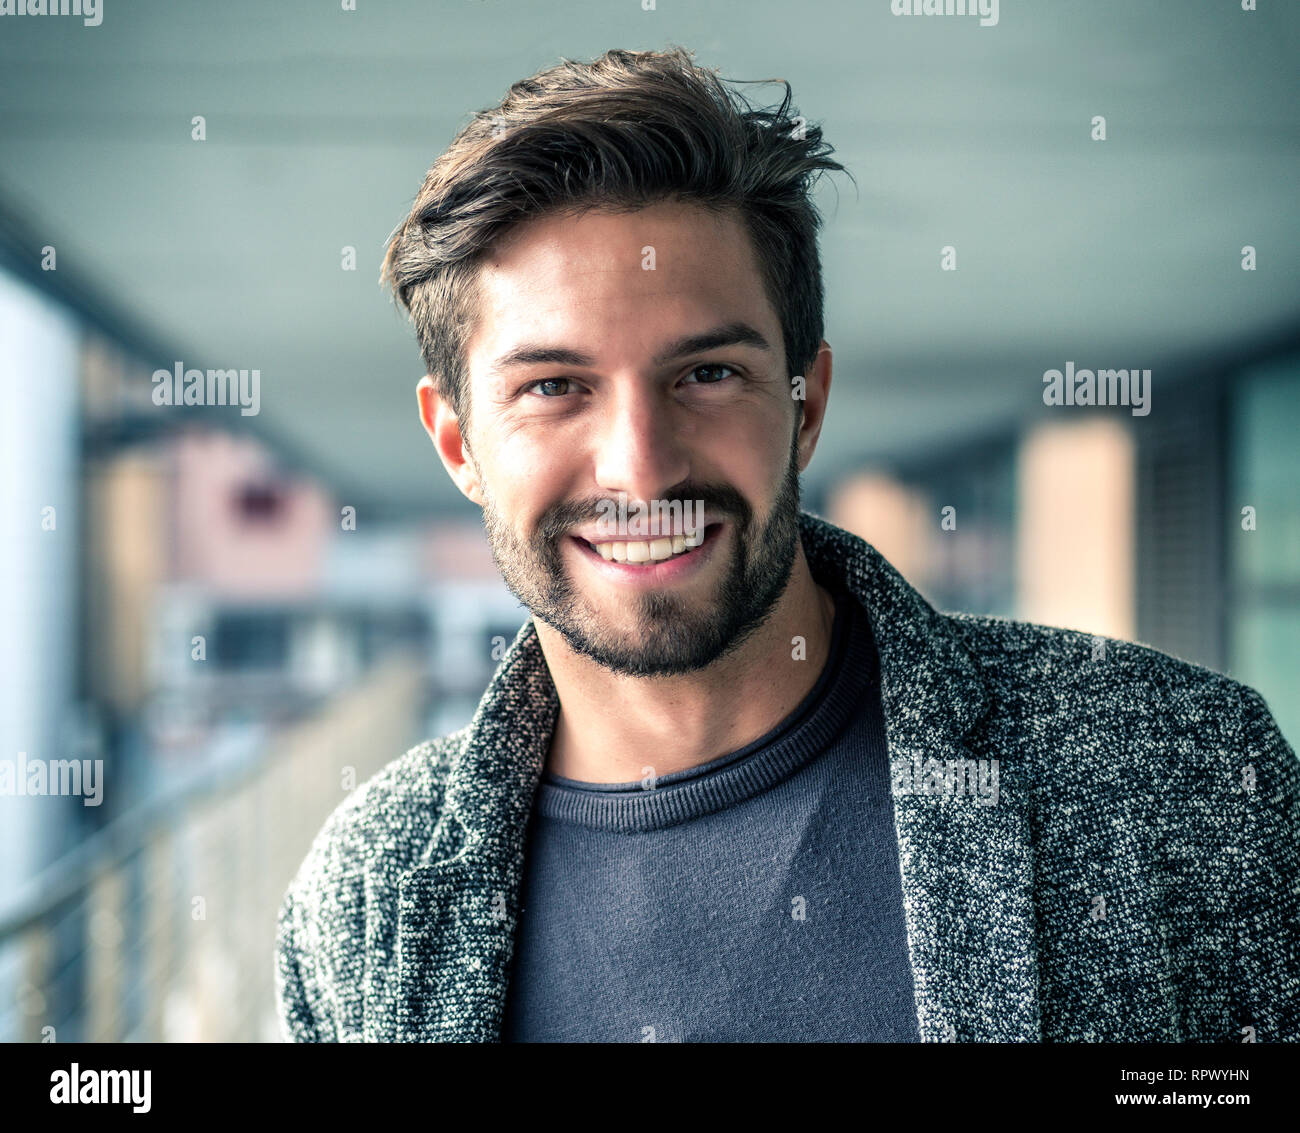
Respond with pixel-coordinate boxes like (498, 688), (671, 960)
(276, 47), (1299, 1043)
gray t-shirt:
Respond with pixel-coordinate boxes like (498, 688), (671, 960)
(501, 584), (918, 1042)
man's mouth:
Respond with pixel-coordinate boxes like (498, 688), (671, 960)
(571, 522), (721, 566)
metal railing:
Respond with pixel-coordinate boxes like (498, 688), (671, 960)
(0, 654), (428, 1042)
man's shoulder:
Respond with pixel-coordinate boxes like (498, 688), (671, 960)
(275, 726), (469, 1040)
(939, 609), (1280, 744)
(934, 611), (1298, 851)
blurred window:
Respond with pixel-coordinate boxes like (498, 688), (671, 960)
(1228, 354), (1300, 747)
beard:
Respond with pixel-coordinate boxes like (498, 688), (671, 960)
(475, 425), (804, 677)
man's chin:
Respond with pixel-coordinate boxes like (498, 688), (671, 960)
(541, 610), (733, 677)
(558, 645), (728, 679)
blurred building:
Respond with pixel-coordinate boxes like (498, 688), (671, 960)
(0, 262), (527, 1040)
(825, 357), (1300, 745)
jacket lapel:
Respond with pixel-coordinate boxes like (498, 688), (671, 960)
(395, 618), (558, 1042)
(393, 511), (1042, 1042)
(799, 514), (1043, 1041)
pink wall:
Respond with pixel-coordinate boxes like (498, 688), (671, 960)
(170, 431), (334, 597)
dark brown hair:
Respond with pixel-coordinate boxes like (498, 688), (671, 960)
(380, 46), (850, 435)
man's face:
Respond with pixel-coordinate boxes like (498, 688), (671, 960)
(459, 200), (807, 677)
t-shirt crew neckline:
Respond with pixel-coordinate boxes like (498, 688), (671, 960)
(535, 582), (876, 833)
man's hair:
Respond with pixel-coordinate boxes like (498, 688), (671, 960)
(380, 45), (849, 433)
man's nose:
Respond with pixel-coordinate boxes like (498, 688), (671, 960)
(590, 384), (692, 506)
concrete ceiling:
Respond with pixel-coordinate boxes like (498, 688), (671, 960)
(1, 0), (1297, 519)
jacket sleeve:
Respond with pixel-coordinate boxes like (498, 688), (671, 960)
(275, 887), (331, 1043)
(1235, 686), (1300, 1042)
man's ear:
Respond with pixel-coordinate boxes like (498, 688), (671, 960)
(795, 341), (832, 472)
(417, 375), (483, 507)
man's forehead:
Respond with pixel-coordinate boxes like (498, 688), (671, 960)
(466, 204), (777, 373)
(476, 203), (763, 305)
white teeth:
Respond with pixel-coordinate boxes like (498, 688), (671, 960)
(589, 529), (708, 564)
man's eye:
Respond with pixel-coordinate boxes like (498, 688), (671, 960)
(683, 364), (737, 385)
(523, 378), (575, 398)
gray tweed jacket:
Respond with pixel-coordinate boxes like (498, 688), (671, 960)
(275, 510), (1299, 1042)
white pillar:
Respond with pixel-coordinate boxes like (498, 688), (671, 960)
(1016, 418), (1136, 639)
(0, 268), (81, 907)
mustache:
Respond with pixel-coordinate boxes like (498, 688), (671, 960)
(536, 485), (753, 544)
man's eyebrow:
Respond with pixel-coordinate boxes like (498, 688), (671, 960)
(488, 322), (774, 374)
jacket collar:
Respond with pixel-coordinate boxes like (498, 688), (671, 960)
(395, 510), (1042, 1041)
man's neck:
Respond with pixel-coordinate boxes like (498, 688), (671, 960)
(535, 546), (837, 784)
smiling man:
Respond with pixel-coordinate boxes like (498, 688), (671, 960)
(427, 200), (836, 787)
(276, 47), (1299, 1043)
